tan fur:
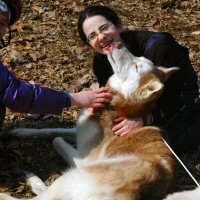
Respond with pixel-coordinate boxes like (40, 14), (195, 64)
(77, 44), (177, 200)
(80, 107), (176, 200)
(0, 44), (178, 200)
(110, 74), (164, 117)
(75, 44), (178, 199)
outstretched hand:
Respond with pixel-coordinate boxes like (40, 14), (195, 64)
(112, 117), (144, 136)
(70, 87), (112, 108)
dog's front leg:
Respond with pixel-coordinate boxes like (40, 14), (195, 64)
(53, 137), (81, 167)
(9, 128), (76, 142)
(26, 172), (48, 196)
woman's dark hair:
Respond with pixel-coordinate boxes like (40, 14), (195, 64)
(78, 5), (121, 42)
(3, 0), (22, 25)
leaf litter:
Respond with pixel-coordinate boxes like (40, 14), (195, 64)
(0, 0), (199, 198)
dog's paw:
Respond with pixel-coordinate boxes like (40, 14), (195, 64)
(26, 172), (47, 195)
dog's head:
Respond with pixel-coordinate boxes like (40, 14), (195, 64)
(107, 42), (179, 117)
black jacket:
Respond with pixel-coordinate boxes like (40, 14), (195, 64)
(92, 30), (199, 126)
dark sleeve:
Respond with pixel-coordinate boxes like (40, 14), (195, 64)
(93, 53), (114, 87)
(145, 36), (199, 126)
(0, 62), (68, 115)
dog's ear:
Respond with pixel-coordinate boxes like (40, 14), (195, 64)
(137, 79), (164, 103)
(157, 66), (180, 82)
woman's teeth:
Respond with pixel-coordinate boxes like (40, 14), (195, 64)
(101, 38), (113, 48)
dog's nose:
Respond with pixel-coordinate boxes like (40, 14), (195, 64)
(115, 42), (122, 49)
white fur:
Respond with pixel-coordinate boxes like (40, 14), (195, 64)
(0, 44), (179, 200)
(26, 172), (48, 195)
(53, 137), (80, 166)
(9, 155), (146, 200)
(10, 128), (76, 142)
(107, 46), (159, 99)
(76, 109), (103, 157)
(164, 187), (200, 200)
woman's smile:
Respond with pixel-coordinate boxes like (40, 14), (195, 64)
(100, 37), (113, 49)
(83, 15), (122, 55)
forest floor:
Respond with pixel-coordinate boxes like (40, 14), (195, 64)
(0, 0), (200, 198)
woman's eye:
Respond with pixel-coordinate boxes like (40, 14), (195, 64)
(89, 35), (96, 40)
(101, 26), (109, 32)
(88, 34), (97, 42)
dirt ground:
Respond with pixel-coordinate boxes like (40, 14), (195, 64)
(0, 0), (200, 198)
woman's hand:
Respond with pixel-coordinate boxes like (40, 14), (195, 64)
(112, 117), (144, 137)
(70, 87), (112, 108)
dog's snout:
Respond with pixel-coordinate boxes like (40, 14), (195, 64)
(115, 42), (123, 49)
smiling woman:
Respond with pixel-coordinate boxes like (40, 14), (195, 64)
(77, 5), (200, 156)
(86, 23), (113, 43)
(82, 15), (122, 54)
(0, 0), (112, 130)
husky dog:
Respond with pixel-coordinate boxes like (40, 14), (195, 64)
(0, 42), (179, 200)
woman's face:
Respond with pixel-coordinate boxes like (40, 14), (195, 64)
(83, 15), (122, 55)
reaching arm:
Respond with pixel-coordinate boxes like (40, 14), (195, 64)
(0, 62), (67, 114)
(69, 87), (112, 108)
(0, 62), (112, 114)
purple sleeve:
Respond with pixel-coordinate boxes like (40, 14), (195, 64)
(0, 62), (69, 115)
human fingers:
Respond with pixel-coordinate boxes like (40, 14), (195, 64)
(113, 117), (125, 123)
(119, 131), (131, 137)
(113, 126), (127, 136)
(112, 121), (124, 133)
(96, 92), (113, 99)
(91, 103), (106, 108)
(95, 88), (113, 99)
(113, 118), (141, 136)
(94, 87), (113, 100)
(114, 124), (135, 137)
(93, 97), (112, 105)
(96, 87), (111, 93)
